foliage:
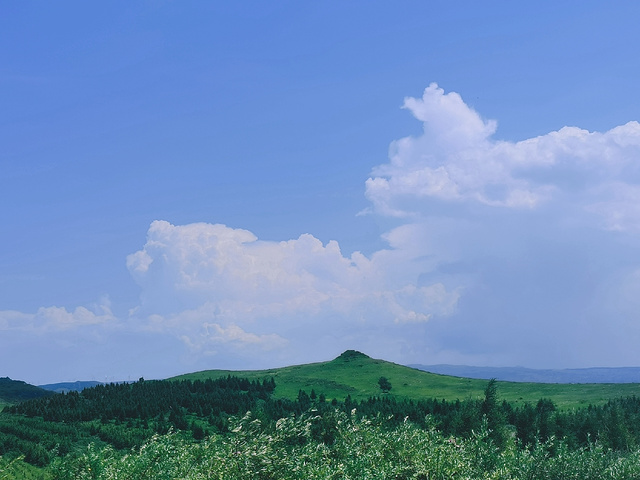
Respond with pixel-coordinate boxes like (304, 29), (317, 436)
(0, 378), (53, 405)
(6, 376), (275, 423)
(0, 376), (276, 468)
(5, 359), (640, 479)
(5, 353), (640, 479)
(336, 350), (370, 362)
(6, 373), (640, 472)
(47, 411), (640, 480)
(0, 454), (49, 480)
(481, 379), (508, 448)
(378, 376), (392, 394)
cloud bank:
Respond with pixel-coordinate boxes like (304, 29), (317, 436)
(364, 83), (640, 368)
(5, 83), (640, 380)
(124, 220), (459, 365)
(117, 78), (640, 369)
(367, 83), (640, 222)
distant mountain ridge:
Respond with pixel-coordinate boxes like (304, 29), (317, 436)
(409, 364), (640, 383)
(39, 381), (104, 393)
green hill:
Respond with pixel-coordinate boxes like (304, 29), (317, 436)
(0, 377), (53, 407)
(172, 350), (640, 409)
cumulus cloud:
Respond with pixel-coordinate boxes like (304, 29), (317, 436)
(366, 83), (640, 229)
(126, 220), (375, 318)
(9, 83), (640, 378)
(125, 220), (460, 356)
(119, 85), (640, 368)
(361, 83), (640, 368)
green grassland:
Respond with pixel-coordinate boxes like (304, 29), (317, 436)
(172, 350), (640, 409)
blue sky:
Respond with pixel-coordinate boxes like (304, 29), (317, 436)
(3, 2), (640, 384)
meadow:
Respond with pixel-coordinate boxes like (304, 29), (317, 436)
(173, 350), (640, 409)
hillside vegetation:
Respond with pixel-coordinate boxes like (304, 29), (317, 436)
(47, 412), (640, 480)
(173, 350), (640, 409)
(4, 351), (640, 478)
(0, 377), (53, 405)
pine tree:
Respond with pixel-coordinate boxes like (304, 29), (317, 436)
(378, 377), (392, 394)
(482, 379), (508, 449)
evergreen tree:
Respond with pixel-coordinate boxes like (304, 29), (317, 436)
(482, 379), (508, 448)
(378, 377), (392, 394)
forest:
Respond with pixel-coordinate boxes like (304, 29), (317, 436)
(3, 374), (640, 478)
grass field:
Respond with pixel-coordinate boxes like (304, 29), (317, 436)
(172, 350), (640, 409)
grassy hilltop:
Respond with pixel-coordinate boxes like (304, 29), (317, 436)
(172, 350), (640, 409)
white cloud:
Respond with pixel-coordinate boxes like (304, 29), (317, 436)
(366, 83), (640, 230)
(356, 83), (640, 368)
(403, 83), (497, 148)
(9, 83), (640, 378)
(118, 85), (640, 369)
(126, 220), (376, 317)
(0, 301), (116, 333)
(125, 220), (460, 357)
(204, 323), (286, 347)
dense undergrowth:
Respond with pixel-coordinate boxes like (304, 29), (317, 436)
(46, 412), (640, 480)
(3, 411), (640, 479)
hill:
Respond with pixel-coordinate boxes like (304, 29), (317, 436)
(39, 380), (103, 393)
(0, 377), (53, 406)
(171, 350), (640, 409)
(410, 364), (640, 383)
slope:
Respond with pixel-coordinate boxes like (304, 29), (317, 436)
(0, 377), (53, 407)
(171, 350), (640, 409)
(411, 364), (640, 383)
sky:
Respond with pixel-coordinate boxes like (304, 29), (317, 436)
(3, 2), (640, 385)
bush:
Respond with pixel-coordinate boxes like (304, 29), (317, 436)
(49, 411), (640, 480)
